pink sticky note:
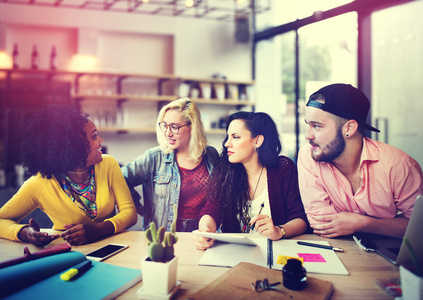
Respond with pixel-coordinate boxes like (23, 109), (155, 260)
(297, 253), (326, 262)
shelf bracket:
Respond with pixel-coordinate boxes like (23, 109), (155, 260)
(157, 78), (172, 96)
(117, 76), (128, 94)
(74, 73), (84, 94)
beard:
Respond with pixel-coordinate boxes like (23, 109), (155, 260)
(311, 127), (345, 162)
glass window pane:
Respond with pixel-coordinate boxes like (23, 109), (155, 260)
(280, 31), (297, 159)
(280, 12), (357, 157)
(371, 0), (423, 167)
(276, 0), (354, 24)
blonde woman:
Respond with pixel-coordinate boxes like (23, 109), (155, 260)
(121, 98), (218, 232)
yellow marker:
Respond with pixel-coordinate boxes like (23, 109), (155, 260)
(60, 260), (92, 281)
(276, 255), (304, 266)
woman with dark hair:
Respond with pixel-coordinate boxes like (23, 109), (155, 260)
(194, 111), (308, 250)
(0, 105), (137, 246)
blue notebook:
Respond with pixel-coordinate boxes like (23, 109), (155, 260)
(0, 251), (142, 300)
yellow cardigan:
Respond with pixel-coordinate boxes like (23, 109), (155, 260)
(0, 155), (137, 241)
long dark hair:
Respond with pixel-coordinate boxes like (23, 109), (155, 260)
(19, 105), (89, 179)
(209, 111), (282, 231)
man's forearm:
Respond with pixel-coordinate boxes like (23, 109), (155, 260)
(360, 214), (409, 238)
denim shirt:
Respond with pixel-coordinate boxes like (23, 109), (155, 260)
(121, 146), (218, 231)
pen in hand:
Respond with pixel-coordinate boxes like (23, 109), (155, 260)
(250, 202), (265, 231)
(60, 260), (92, 281)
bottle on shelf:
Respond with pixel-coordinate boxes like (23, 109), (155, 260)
(31, 44), (39, 69)
(12, 43), (19, 69)
(0, 168), (5, 190)
(50, 46), (57, 70)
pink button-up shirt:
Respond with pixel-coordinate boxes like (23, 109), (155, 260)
(298, 137), (423, 227)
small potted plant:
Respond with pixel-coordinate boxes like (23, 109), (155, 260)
(140, 206), (179, 295)
(400, 238), (422, 300)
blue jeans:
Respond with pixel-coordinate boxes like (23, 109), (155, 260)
(176, 219), (198, 232)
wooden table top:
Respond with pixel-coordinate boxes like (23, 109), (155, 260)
(0, 231), (399, 299)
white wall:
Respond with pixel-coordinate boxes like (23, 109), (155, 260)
(0, 4), (252, 78)
(0, 3), (253, 164)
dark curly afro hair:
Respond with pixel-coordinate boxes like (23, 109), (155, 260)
(19, 105), (89, 179)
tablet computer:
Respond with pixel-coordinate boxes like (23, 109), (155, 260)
(193, 230), (259, 246)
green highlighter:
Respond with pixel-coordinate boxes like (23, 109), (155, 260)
(60, 260), (92, 281)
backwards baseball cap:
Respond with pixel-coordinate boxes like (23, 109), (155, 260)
(306, 83), (380, 133)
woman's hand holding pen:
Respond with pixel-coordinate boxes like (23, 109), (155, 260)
(249, 215), (281, 240)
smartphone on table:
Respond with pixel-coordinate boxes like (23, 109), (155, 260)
(86, 243), (128, 261)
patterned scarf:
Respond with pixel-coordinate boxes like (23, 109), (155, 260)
(240, 202), (252, 233)
(60, 167), (97, 219)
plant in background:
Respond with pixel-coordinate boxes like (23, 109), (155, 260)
(146, 207), (178, 263)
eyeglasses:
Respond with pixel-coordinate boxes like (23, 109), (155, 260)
(158, 121), (191, 134)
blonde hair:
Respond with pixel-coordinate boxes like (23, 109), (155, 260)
(156, 98), (208, 162)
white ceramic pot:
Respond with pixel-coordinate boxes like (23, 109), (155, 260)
(400, 265), (423, 300)
(213, 83), (225, 101)
(141, 255), (178, 295)
(200, 82), (211, 99)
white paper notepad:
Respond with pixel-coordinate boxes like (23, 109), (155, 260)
(198, 236), (349, 276)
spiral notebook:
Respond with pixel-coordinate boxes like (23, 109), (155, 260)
(198, 236), (349, 275)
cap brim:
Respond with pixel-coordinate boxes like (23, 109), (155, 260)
(364, 124), (380, 133)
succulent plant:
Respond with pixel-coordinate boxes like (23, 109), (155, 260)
(146, 205), (178, 263)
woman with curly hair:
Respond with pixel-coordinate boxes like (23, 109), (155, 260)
(0, 105), (137, 246)
(193, 111), (309, 250)
(121, 98), (218, 232)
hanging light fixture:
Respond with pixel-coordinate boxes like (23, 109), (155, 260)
(2, 0), (270, 21)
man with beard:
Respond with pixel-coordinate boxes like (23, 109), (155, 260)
(297, 83), (422, 238)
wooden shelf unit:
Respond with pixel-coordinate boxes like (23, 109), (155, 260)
(0, 68), (255, 134)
